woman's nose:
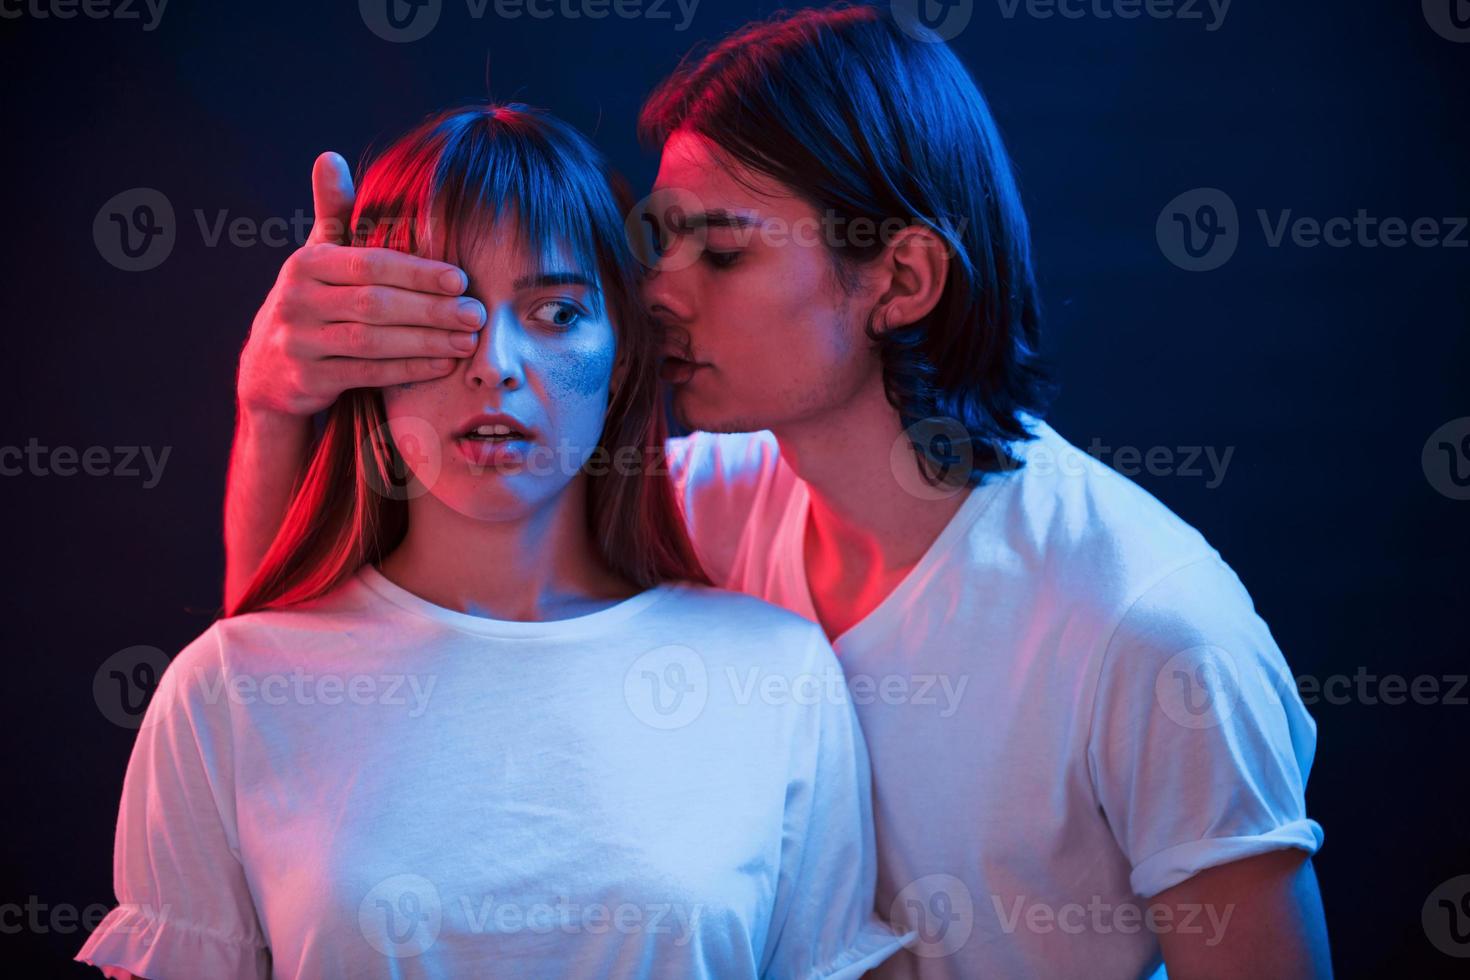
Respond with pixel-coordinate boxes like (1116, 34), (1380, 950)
(463, 305), (526, 390)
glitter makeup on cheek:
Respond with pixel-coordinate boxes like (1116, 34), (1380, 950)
(544, 337), (615, 399)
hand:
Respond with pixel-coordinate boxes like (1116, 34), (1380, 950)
(236, 151), (487, 418)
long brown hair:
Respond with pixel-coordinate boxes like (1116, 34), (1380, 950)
(229, 104), (708, 617)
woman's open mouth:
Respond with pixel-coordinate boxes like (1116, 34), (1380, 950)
(462, 423), (526, 443)
(455, 415), (535, 469)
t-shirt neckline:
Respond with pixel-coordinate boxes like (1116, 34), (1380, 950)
(785, 467), (1009, 650)
(356, 563), (677, 638)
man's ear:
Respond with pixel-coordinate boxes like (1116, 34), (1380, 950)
(870, 224), (951, 333)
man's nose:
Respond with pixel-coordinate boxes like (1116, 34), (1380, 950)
(642, 263), (690, 326)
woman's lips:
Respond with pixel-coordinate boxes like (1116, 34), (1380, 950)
(455, 435), (531, 470)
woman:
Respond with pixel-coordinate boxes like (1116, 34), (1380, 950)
(76, 104), (909, 979)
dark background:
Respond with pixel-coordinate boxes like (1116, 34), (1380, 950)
(3, 0), (1466, 975)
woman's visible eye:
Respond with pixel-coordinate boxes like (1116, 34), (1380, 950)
(528, 300), (585, 330)
(702, 249), (741, 270)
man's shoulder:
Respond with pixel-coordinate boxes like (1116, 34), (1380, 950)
(666, 428), (783, 488)
(665, 430), (795, 587)
(988, 419), (1224, 613)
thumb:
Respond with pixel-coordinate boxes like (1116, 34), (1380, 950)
(307, 151), (355, 245)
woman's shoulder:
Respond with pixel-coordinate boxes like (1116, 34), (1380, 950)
(650, 579), (831, 670)
(201, 571), (385, 665)
(658, 577), (811, 623)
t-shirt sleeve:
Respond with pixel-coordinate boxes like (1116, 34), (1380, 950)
(75, 627), (271, 980)
(666, 430), (784, 588)
(759, 626), (916, 978)
(1086, 556), (1325, 899)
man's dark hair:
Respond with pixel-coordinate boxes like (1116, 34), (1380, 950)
(640, 3), (1053, 484)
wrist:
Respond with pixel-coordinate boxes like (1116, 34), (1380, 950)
(235, 400), (313, 444)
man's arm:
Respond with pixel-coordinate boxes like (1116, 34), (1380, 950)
(1154, 849), (1331, 979)
(222, 152), (486, 611)
(1085, 555), (1332, 978)
(222, 406), (313, 611)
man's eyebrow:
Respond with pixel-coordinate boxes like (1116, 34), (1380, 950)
(511, 271), (595, 290)
(683, 209), (761, 230)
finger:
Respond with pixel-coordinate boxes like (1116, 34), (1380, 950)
(307, 151), (355, 246)
(300, 244), (468, 297)
(326, 284), (486, 330)
(321, 356), (460, 391)
(312, 322), (481, 360)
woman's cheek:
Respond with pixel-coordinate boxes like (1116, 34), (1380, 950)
(541, 332), (616, 453)
(545, 331), (616, 399)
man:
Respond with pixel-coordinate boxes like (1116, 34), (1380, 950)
(223, 6), (1330, 977)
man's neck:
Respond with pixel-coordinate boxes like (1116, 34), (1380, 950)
(773, 378), (972, 601)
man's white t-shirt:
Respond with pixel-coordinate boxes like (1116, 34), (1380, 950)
(75, 567), (910, 979)
(668, 418), (1324, 980)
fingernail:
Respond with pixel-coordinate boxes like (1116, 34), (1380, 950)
(451, 331), (478, 352)
(441, 269), (467, 293)
(458, 298), (486, 326)
(429, 358), (454, 371)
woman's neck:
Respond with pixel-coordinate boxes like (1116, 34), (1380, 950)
(377, 475), (638, 623)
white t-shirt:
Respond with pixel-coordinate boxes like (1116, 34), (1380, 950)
(667, 418), (1324, 980)
(75, 566), (910, 979)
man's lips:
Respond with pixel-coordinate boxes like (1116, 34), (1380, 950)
(659, 356), (707, 385)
